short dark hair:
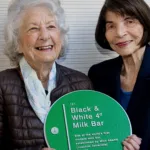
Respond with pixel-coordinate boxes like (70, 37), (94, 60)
(95, 0), (150, 50)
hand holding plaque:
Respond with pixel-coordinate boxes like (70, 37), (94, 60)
(44, 90), (132, 150)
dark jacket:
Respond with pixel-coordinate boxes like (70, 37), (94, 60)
(88, 45), (150, 150)
(0, 64), (92, 150)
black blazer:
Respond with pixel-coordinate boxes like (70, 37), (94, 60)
(88, 45), (150, 150)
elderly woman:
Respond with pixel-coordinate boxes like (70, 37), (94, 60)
(0, 0), (92, 149)
(88, 0), (150, 150)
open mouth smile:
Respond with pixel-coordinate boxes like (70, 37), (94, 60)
(35, 45), (53, 51)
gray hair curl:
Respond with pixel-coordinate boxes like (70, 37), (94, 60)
(4, 0), (68, 66)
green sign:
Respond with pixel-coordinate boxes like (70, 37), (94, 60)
(44, 90), (132, 150)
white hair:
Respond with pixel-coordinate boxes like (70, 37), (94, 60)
(4, 0), (68, 66)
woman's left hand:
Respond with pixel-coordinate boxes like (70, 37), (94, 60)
(123, 134), (142, 150)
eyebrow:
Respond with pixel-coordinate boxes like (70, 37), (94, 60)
(105, 21), (113, 24)
(29, 23), (38, 26)
(124, 16), (135, 20)
(29, 20), (55, 26)
(105, 16), (135, 23)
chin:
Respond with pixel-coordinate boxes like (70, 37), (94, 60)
(39, 55), (57, 61)
(120, 52), (134, 57)
(42, 59), (55, 63)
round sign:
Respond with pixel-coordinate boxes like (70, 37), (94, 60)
(44, 90), (132, 150)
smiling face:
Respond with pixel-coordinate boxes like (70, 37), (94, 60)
(105, 11), (144, 56)
(18, 6), (62, 66)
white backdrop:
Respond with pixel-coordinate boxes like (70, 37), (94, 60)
(0, 0), (149, 74)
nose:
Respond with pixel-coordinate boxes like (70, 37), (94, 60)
(115, 23), (127, 38)
(39, 28), (50, 41)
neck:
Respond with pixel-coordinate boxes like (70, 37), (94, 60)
(120, 46), (145, 92)
(121, 46), (145, 75)
(28, 61), (54, 88)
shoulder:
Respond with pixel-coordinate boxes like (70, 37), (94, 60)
(0, 68), (22, 87)
(88, 56), (121, 76)
(56, 64), (92, 89)
(0, 68), (19, 78)
(88, 57), (121, 91)
(90, 57), (120, 72)
(57, 64), (89, 80)
(88, 56), (122, 85)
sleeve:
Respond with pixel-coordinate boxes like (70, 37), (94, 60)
(0, 86), (13, 150)
(0, 86), (47, 150)
(0, 85), (7, 149)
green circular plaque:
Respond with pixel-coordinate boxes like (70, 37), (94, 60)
(44, 90), (132, 150)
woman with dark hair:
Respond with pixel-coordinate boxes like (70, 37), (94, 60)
(0, 0), (92, 149)
(88, 0), (150, 149)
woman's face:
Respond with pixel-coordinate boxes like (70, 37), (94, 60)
(105, 11), (144, 56)
(18, 6), (62, 65)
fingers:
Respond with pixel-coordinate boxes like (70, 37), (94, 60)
(123, 146), (129, 150)
(123, 134), (142, 150)
(123, 140), (139, 150)
(130, 134), (142, 145)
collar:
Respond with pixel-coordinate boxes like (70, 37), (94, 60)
(137, 44), (150, 78)
(115, 44), (150, 78)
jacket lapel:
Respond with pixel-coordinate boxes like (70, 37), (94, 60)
(107, 56), (122, 103)
(126, 45), (150, 135)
